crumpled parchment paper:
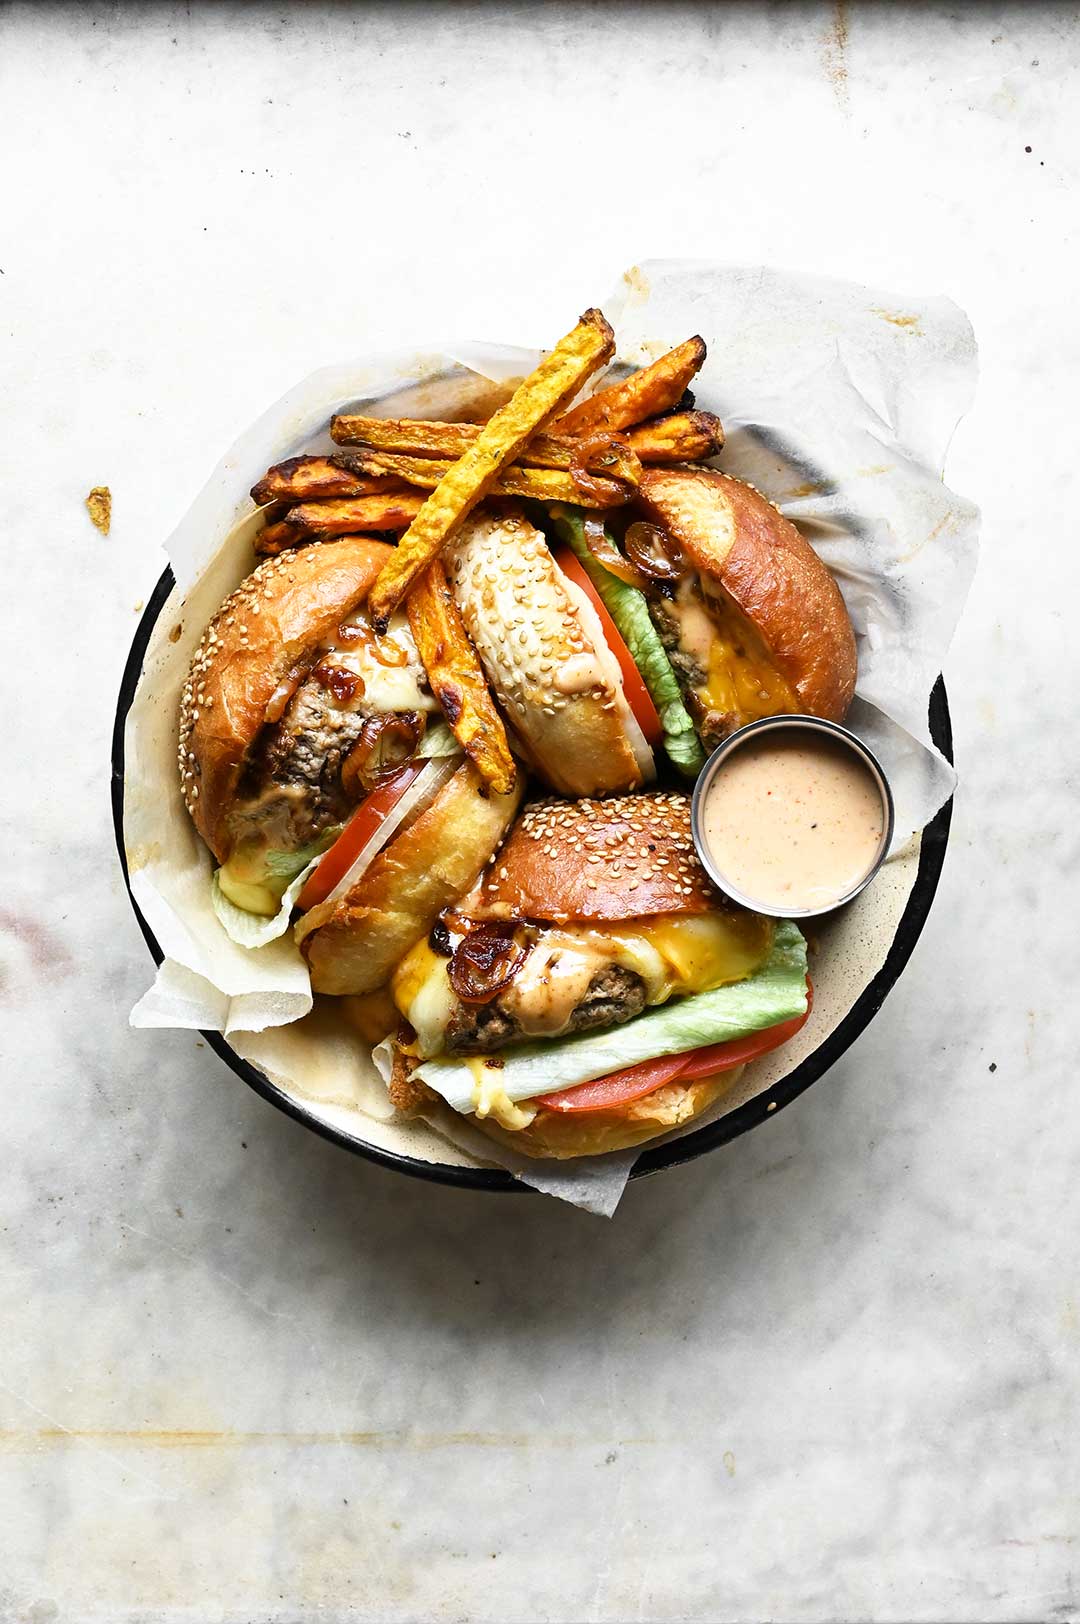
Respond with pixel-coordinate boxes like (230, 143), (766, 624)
(125, 261), (978, 1213)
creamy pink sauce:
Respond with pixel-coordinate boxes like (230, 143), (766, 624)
(700, 732), (885, 911)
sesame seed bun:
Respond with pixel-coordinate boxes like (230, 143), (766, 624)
(297, 760), (525, 996)
(638, 467), (857, 723)
(445, 509), (652, 798)
(480, 791), (718, 923)
(178, 536), (393, 862)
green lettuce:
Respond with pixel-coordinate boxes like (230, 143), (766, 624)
(549, 507), (705, 777)
(416, 921), (808, 1112)
(416, 719), (463, 759)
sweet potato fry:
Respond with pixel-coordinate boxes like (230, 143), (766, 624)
(331, 414), (639, 482)
(555, 336), (706, 436)
(334, 449), (630, 509)
(407, 559), (516, 794)
(255, 519), (311, 556)
(368, 308), (614, 628)
(283, 490), (425, 538)
(251, 456), (400, 505)
(626, 410), (725, 463)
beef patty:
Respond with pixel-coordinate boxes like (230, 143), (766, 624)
(232, 676), (368, 851)
(648, 594), (738, 750)
(444, 964), (647, 1056)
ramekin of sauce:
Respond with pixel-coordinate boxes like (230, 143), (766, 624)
(690, 716), (895, 919)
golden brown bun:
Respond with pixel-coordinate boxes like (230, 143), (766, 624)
(296, 761), (525, 996)
(479, 791), (718, 923)
(638, 467), (857, 721)
(445, 508), (648, 797)
(179, 536), (393, 861)
(476, 1067), (743, 1159)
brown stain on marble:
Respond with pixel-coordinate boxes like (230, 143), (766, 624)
(1, 1428), (656, 1452)
(822, 2), (849, 111)
(0, 909), (72, 982)
(785, 481), (823, 501)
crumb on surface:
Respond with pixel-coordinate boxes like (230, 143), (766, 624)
(86, 485), (111, 534)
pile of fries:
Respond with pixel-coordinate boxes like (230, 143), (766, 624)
(248, 311), (723, 796)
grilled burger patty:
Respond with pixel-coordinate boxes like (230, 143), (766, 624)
(444, 964), (647, 1055)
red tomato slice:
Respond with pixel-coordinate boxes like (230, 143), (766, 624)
(533, 1054), (691, 1115)
(533, 981), (813, 1115)
(295, 762), (424, 913)
(554, 549), (664, 748)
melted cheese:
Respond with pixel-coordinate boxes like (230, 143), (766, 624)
(216, 867), (281, 917)
(466, 1058), (537, 1130)
(674, 579), (799, 727)
(327, 610), (439, 714)
(392, 912), (774, 1058)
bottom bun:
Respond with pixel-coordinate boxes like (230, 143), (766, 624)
(471, 1066), (745, 1160)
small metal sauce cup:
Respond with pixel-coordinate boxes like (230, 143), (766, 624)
(690, 714), (895, 919)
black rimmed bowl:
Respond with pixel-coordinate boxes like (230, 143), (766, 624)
(113, 566), (953, 1194)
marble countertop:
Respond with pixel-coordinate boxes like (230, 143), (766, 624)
(2, 5), (1077, 1621)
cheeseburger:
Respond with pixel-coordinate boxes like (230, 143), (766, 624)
(385, 792), (811, 1158)
(179, 536), (522, 991)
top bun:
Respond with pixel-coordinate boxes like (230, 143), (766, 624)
(446, 509), (652, 797)
(638, 467), (857, 722)
(479, 791), (719, 923)
(179, 536), (392, 861)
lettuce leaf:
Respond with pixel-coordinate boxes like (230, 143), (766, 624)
(211, 851), (325, 949)
(417, 719), (463, 759)
(212, 826), (341, 947)
(550, 508), (706, 778)
(416, 921), (808, 1112)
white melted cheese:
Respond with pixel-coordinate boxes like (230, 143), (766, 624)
(327, 611), (439, 714)
(465, 1058), (538, 1131)
(392, 914), (774, 1059)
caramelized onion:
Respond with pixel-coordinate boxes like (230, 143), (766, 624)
(335, 613), (411, 667)
(569, 434), (639, 508)
(313, 660), (364, 704)
(448, 920), (530, 1006)
(581, 514), (650, 590)
(623, 520), (684, 582)
(341, 712), (425, 800)
(263, 655), (317, 724)
(371, 631), (411, 667)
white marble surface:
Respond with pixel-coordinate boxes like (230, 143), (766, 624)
(2, 4), (1077, 1620)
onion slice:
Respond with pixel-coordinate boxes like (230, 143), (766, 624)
(321, 756), (459, 912)
(623, 521), (683, 582)
(581, 515), (650, 590)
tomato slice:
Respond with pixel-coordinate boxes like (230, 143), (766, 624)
(554, 548), (664, 748)
(533, 1055), (691, 1115)
(533, 981), (813, 1115)
(295, 763), (424, 913)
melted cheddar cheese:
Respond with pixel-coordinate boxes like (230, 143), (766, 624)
(393, 912), (775, 1060)
(672, 579), (799, 729)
